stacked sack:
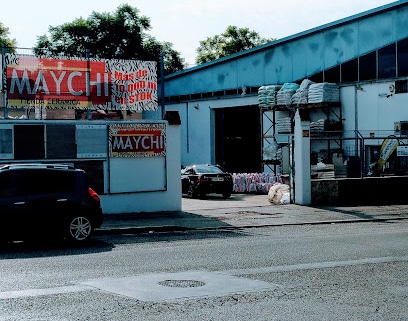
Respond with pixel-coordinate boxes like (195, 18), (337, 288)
(262, 140), (282, 162)
(276, 116), (292, 134)
(276, 83), (300, 106)
(290, 79), (315, 106)
(308, 82), (340, 103)
(258, 85), (282, 108)
(310, 119), (325, 133)
(232, 173), (282, 194)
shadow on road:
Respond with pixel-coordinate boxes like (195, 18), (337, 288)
(0, 239), (114, 259)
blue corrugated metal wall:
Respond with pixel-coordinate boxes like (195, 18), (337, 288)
(162, 1), (408, 97)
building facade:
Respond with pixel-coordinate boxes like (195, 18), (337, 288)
(143, 1), (408, 205)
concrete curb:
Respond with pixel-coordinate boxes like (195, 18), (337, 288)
(95, 216), (408, 236)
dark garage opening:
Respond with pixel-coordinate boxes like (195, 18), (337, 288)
(215, 106), (261, 173)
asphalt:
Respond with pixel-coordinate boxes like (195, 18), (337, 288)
(95, 193), (408, 235)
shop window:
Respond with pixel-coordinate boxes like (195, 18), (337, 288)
(341, 58), (358, 83)
(14, 125), (45, 160)
(397, 38), (408, 77)
(0, 127), (13, 159)
(324, 65), (340, 83)
(360, 52), (377, 81)
(46, 124), (77, 159)
(378, 43), (396, 79)
(395, 79), (408, 94)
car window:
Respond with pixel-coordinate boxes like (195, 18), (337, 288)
(195, 165), (224, 174)
(0, 169), (78, 197)
(30, 170), (77, 194)
(0, 171), (25, 197)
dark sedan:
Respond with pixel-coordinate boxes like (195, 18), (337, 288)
(181, 164), (233, 199)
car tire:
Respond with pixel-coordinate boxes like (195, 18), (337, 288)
(187, 182), (197, 199)
(66, 216), (93, 242)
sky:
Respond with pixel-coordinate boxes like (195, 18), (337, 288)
(0, 0), (400, 65)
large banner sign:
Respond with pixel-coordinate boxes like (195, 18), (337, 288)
(4, 54), (158, 111)
(109, 123), (166, 158)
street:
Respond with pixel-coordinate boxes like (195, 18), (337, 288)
(0, 220), (407, 320)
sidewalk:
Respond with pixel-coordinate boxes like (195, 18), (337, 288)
(96, 193), (408, 235)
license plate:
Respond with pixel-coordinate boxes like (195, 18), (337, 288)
(212, 177), (224, 182)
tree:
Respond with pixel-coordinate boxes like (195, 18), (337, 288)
(33, 4), (184, 75)
(0, 22), (17, 52)
(196, 25), (275, 64)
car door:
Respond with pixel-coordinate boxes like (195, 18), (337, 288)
(0, 170), (32, 239)
(20, 169), (73, 237)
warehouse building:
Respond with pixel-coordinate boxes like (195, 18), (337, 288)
(145, 0), (408, 205)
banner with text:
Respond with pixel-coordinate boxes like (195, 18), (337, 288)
(4, 54), (158, 111)
(109, 123), (166, 158)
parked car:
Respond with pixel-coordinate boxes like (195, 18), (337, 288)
(0, 163), (103, 243)
(181, 164), (233, 199)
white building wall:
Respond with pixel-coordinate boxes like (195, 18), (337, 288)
(100, 123), (181, 214)
(341, 81), (408, 141)
(166, 96), (258, 167)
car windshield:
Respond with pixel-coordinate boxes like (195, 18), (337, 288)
(195, 165), (224, 174)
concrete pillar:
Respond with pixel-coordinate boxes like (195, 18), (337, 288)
(294, 109), (311, 205)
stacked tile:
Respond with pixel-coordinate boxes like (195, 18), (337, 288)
(308, 82), (340, 103)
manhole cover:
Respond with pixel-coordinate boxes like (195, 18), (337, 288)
(158, 280), (206, 288)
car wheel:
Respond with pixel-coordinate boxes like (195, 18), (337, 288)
(222, 192), (231, 199)
(187, 182), (197, 199)
(66, 216), (93, 242)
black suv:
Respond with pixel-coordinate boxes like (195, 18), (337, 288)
(0, 164), (103, 243)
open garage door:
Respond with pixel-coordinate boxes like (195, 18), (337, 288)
(215, 106), (261, 173)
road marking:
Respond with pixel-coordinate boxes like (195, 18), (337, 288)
(224, 255), (408, 275)
(0, 285), (91, 300)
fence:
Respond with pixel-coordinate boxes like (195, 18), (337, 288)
(310, 130), (408, 179)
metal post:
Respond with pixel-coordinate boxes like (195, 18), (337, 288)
(86, 49), (91, 120)
(2, 46), (8, 119)
(160, 52), (165, 119)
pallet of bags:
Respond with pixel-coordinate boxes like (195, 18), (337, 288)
(276, 83), (300, 106)
(258, 85), (282, 108)
(308, 82), (340, 103)
(290, 79), (314, 106)
(276, 116), (292, 134)
(310, 119), (325, 133)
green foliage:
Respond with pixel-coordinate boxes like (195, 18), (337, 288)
(33, 4), (184, 75)
(196, 25), (275, 64)
(0, 22), (17, 52)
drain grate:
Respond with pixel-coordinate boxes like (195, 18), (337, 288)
(158, 280), (206, 288)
